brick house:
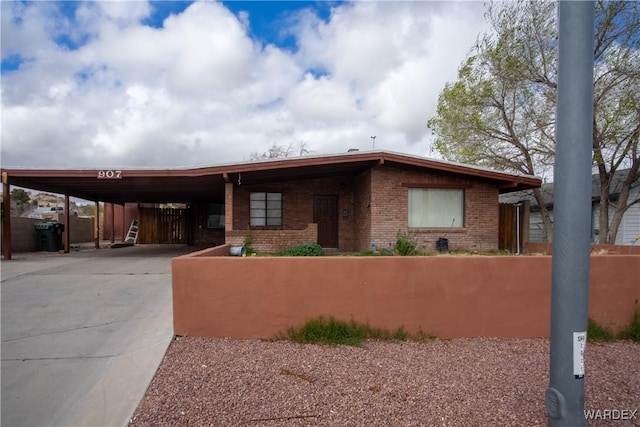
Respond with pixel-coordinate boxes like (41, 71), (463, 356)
(220, 151), (540, 252)
(2, 151), (541, 256)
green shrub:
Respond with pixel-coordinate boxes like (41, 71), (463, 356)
(283, 316), (436, 346)
(394, 231), (420, 256)
(617, 302), (640, 342)
(587, 318), (615, 342)
(243, 232), (255, 255)
(286, 317), (365, 346)
(277, 243), (324, 256)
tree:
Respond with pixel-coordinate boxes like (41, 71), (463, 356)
(11, 188), (31, 205)
(428, 0), (640, 243)
(249, 142), (310, 160)
(10, 188), (33, 215)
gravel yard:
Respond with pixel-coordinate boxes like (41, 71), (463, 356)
(130, 337), (639, 426)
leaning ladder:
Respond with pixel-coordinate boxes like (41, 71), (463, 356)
(124, 219), (139, 245)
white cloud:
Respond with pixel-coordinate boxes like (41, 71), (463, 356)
(1, 0), (488, 168)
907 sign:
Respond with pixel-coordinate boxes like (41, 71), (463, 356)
(97, 170), (122, 179)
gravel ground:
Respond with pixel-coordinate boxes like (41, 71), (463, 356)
(130, 337), (639, 427)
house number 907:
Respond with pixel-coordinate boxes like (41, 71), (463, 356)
(97, 170), (122, 179)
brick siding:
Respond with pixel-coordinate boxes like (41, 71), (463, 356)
(369, 166), (499, 251)
(222, 165), (501, 252)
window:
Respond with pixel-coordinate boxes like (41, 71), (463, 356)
(408, 188), (464, 228)
(207, 204), (225, 229)
(250, 192), (282, 226)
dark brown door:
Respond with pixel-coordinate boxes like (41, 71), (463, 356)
(314, 195), (338, 248)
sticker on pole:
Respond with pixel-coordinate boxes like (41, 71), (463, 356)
(573, 331), (586, 379)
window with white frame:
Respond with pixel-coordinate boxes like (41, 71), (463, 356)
(250, 192), (282, 226)
(408, 188), (464, 228)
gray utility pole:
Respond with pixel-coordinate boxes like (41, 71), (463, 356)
(545, 2), (594, 426)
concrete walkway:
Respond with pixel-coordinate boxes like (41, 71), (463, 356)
(1, 245), (195, 427)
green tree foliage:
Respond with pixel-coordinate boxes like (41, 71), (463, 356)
(428, 1), (640, 243)
(10, 188), (31, 205)
(10, 188), (33, 215)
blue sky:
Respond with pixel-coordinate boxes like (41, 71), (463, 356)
(1, 1), (488, 168)
(2, 1), (338, 73)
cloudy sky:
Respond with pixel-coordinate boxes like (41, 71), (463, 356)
(1, 1), (489, 169)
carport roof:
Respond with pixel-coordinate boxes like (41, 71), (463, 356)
(1, 150), (541, 204)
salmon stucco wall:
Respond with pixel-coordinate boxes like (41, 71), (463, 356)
(172, 254), (640, 339)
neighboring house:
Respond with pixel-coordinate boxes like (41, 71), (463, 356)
(500, 169), (640, 245)
(2, 151), (541, 254)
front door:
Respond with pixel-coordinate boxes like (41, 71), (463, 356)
(313, 195), (338, 248)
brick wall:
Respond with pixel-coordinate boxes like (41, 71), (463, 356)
(353, 170), (372, 251)
(227, 175), (356, 252)
(221, 166), (503, 252)
(369, 166), (500, 252)
(226, 224), (318, 253)
(190, 202), (225, 247)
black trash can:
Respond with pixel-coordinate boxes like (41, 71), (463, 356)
(35, 222), (64, 252)
(436, 237), (449, 253)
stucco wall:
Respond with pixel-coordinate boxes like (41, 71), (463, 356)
(172, 253), (640, 339)
(2, 216), (95, 252)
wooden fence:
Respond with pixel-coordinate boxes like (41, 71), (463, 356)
(138, 207), (187, 244)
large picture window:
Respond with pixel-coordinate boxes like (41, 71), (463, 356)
(408, 188), (464, 228)
(250, 192), (282, 226)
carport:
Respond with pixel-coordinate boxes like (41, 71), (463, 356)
(1, 153), (386, 260)
(1, 167), (226, 259)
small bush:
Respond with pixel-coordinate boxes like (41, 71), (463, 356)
(243, 232), (255, 255)
(286, 317), (365, 346)
(587, 318), (615, 342)
(617, 302), (640, 342)
(277, 243), (324, 256)
(394, 231), (420, 256)
(284, 316), (436, 346)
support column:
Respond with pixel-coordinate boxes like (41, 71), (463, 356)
(63, 195), (70, 253)
(2, 174), (12, 260)
(95, 201), (100, 249)
(224, 181), (234, 243)
(122, 204), (126, 242)
(111, 203), (115, 243)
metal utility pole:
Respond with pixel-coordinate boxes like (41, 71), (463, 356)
(545, 2), (594, 426)
(371, 136), (376, 150)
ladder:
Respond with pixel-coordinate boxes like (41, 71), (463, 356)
(124, 219), (139, 245)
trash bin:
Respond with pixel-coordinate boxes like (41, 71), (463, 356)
(436, 237), (449, 253)
(35, 222), (64, 252)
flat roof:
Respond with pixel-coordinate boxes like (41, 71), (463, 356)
(1, 150), (541, 204)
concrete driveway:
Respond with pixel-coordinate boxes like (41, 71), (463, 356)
(1, 245), (195, 427)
